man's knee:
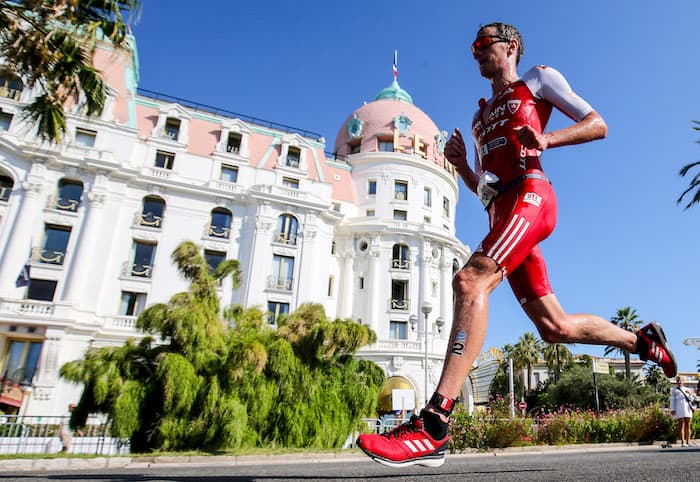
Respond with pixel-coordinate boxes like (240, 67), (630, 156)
(452, 255), (502, 297)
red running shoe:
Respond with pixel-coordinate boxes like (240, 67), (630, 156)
(357, 414), (448, 468)
(637, 321), (677, 378)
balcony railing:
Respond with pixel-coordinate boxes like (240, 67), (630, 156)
(206, 224), (230, 238)
(274, 232), (298, 245)
(0, 86), (22, 101)
(391, 259), (410, 270)
(286, 157), (300, 168)
(47, 195), (80, 212)
(267, 276), (293, 291)
(135, 212), (162, 228)
(33, 247), (66, 265)
(105, 316), (138, 331)
(390, 298), (410, 311)
(226, 144), (240, 153)
(0, 186), (11, 202)
(122, 262), (153, 278)
(0, 299), (55, 317)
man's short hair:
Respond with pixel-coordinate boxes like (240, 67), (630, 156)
(479, 22), (525, 65)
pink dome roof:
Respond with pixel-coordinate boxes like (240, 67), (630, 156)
(334, 93), (447, 167)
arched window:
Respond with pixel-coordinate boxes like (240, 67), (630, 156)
(208, 207), (232, 238)
(392, 243), (410, 270)
(54, 179), (83, 212)
(139, 196), (166, 228)
(0, 174), (13, 202)
(0, 72), (23, 100)
(276, 214), (298, 245)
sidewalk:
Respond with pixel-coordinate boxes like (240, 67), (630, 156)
(0, 441), (677, 473)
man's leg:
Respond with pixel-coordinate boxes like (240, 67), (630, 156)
(521, 293), (637, 350)
(432, 254), (503, 402)
(355, 253), (502, 468)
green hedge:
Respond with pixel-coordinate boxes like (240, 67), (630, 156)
(448, 404), (688, 452)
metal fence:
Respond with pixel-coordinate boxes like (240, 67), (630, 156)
(0, 415), (130, 456)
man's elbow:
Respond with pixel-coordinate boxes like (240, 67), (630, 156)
(587, 111), (607, 140)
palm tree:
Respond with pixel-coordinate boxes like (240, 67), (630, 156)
(644, 364), (668, 394)
(0, 1), (140, 142)
(677, 120), (700, 209)
(512, 332), (543, 392)
(604, 307), (641, 380)
(543, 343), (573, 382)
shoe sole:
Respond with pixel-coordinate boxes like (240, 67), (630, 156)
(358, 444), (445, 468)
(647, 322), (678, 378)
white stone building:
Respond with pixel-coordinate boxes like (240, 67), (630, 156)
(0, 38), (473, 416)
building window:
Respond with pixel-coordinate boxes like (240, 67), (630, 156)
(0, 72), (23, 100)
(155, 150), (175, 170)
(282, 177), (299, 189)
(0, 175), (13, 202)
(27, 279), (57, 301)
(0, 111), (13, 131)
(1, 339), (42, 386)
(221, 165), (238, 183)
(390, 320), (408, 340)
(268, 301), (289, 325)
(286, 147), (301, 168)
(270, 255), (294, 291)
(74, 127), (96, 147)
(378, 139), (394, 152)
(393, 210), (407, 221)
(55, 179), (83, 212)
(359, 276), (365, 290)
(392, 244), (410, 270)
(120, 291), (146, 316)
(394, 180), (408, 201)
(130, 241), (156, 278)
(390, 280), (409, 310)
(350, 142), (361, 154)
(331, 240), (336, 255)
(208, 207), (232, 238)
(40, 225), (71, 265)
(226, 132), (242, 153)
(424, 187), (432, 207)
(443, 196), (450, 217)
(164, 117), (181, 141)
(139, 196), (165, 228)
(276, 214), (298, 245)
(366, 209), (375, 217)
(424, 216), (431, 224)
(328, 275), (334, 297)
(204, 250), (226, 273)
(368, 179), (377, 195)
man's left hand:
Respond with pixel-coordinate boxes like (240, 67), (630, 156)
(514, 125), (550, 151)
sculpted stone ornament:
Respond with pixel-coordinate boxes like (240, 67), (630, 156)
(393, 114), (412, 136)
(347, 114), (363, 139)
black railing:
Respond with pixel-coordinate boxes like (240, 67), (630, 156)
(137, 88), (323, 140)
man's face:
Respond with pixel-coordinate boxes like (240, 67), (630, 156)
(472, 27), (511, 78)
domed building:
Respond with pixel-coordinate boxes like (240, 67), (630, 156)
(0, 36), (474, 420)
(331, 77), (472, 414)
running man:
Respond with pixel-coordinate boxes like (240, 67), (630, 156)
(357, 21), (677, 468)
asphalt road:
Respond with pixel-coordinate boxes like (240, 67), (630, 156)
(0, 446), (698, 481)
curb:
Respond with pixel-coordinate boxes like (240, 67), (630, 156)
(0, 442), (675, 473)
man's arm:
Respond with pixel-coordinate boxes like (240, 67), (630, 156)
(444, 128), (479, 193)
(514, 111), (607, 152)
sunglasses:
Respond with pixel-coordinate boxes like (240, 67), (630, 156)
(471, 35), (509, 54)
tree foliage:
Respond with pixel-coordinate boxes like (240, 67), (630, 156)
(678, 120), (700, 209)
(0, 1), (140, 141)
(60, 240), (383, 452)
(603, 307), (641, 380)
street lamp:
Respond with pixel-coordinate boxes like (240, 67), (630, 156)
(410, 304), (445, 406)
(421, 301), (432, 406)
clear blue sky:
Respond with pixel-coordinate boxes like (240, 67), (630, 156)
(131, 1), (700, 373)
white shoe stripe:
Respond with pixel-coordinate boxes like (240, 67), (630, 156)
(403, 440), (419, 453)
(422, 438), (435, 451)
(413, 439), (426, 452)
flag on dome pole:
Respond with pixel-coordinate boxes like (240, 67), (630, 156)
(393, 50), (398, 80)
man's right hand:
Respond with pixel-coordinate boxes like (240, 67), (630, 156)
(444, 128), (467, 167)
